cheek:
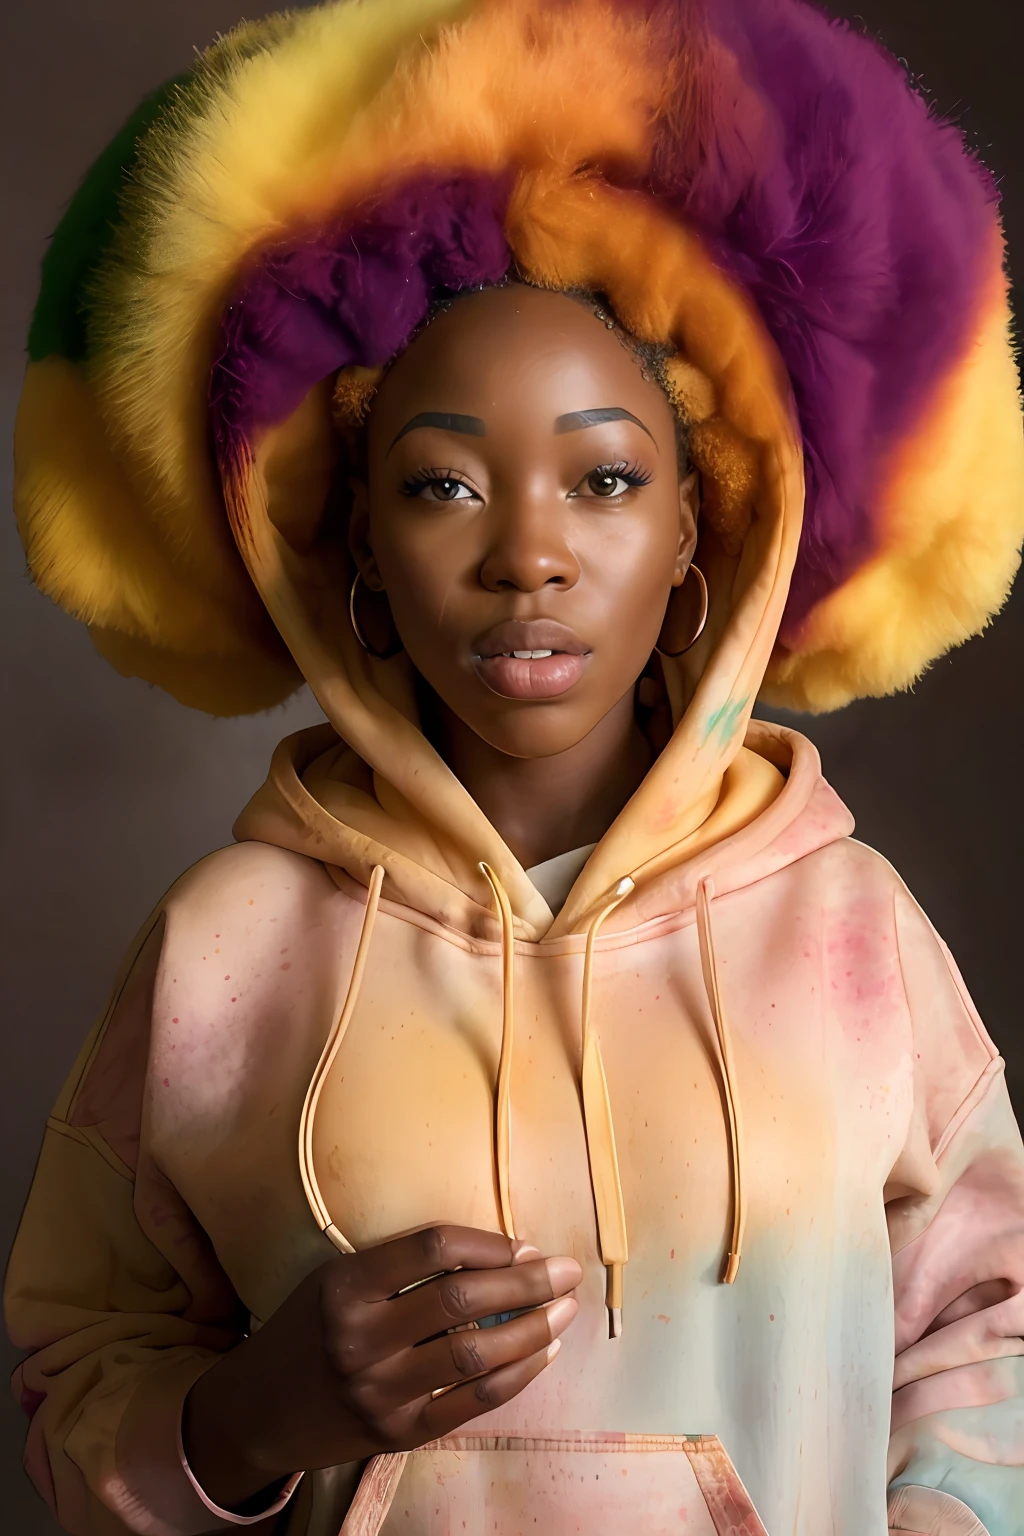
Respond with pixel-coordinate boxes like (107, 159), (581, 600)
(374, 520), (466, 624)
(577, 510), (679, 626)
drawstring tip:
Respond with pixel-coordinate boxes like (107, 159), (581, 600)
(606, 1263), (624, 1337)
(324, 1223), (356, 1255)
(721, 1251), (741, 1285)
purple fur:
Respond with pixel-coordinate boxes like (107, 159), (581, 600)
(210, 174), (512, 470)
(639, 0), (1000, 635)
(209, 0), (1000, 636)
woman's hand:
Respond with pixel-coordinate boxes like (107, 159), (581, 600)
(182, 1225), (581, 1512)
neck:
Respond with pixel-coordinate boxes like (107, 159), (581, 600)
(429, 688), (652, 870)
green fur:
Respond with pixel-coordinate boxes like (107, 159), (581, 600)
(27, 11), (304, 364)
(74, 13), (302, 369)
(27, 79), (186, 363)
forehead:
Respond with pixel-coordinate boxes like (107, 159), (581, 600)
(369, 285), (674, 439)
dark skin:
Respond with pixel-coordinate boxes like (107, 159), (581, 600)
(352, 285), (698, 868)
(183, 286), (697, 1511)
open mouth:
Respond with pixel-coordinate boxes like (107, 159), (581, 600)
(472, 621), (591, 701)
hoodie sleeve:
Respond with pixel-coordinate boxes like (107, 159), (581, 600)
(4, 915), (296, 1536)
(885, 889), (1024, 1536)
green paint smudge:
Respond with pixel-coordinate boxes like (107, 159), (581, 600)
(703, 694), (749, 746)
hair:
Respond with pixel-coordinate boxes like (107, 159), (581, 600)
(333, 277), (693, 476)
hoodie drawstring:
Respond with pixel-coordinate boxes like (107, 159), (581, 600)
(695, 876), (745, 1284)
(473, 866), (746, 1338)
(480, 866), (636, 1339)
(298, 862), (745, 1329)
(479, 863), (518, 1242)
(299, 864), (385, 1253)
(580, 877), (636, 1339)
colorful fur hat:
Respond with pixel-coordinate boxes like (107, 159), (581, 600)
(14, 0), (1024, 715)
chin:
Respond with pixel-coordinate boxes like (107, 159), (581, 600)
(469, 703), (601, 761)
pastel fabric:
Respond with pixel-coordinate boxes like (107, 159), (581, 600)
(6, 725), (1024, 1535)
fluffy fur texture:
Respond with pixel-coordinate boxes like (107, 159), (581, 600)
(211, 170), (769, 556)
(763, 257), (1024, 709)
(638, 0), (1016, 636)
(211, 173), (512, 476)
(13, 0), (1024, 714)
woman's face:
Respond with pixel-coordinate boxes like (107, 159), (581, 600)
(350, 285), (697, 760)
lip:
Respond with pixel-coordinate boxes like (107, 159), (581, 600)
(472, 619), (592, 701)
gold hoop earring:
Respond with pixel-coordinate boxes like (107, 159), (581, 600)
(349, 572), (403, 660)
(655, 564), (709, 658)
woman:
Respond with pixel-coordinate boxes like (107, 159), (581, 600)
(7, 0), (1024, 1533)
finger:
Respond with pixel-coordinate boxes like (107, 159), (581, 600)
(359, 1295), (577, 1413)
(344, 1226), (539, 1303)
(415, 1338), (561, 1440)
(373, 1255), (581, 1351)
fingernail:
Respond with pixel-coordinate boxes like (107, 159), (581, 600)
(545, 1338), (561, 1363)
(544, 1295), (578, 1335)
(511, 1242), (541, 1265)
(544, 1256), (583, 1292)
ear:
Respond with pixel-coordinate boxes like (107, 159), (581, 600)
(347, 478), (386, 592)
(672, 471), (700, 586)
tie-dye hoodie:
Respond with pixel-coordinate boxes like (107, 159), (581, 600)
(6, 712), (1024, 1536)
(7, 0), (1024, 1534)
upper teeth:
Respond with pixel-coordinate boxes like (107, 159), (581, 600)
(511, 650), (554, 659)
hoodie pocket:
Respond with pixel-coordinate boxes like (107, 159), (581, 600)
(339, 1432), (769, 1535)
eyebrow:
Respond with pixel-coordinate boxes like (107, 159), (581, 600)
(387, 412), (487, 453)
(553, 407), (655, 442)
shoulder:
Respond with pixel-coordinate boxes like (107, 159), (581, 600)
(834, 842), (1001, 1096)
(753, 826), (909, 916)
(149, 843), (364, 1088)
(817, 832), (906, 890)
(156, 840), (360, 1002)
(161, 839), (340, 929)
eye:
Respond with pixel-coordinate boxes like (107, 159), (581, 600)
(419, 478), (476, 503)
(586, 470), (631, 497)
(400, 471), (480, 503)
(570, 462), (653, 499)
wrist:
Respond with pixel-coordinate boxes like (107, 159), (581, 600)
(182, 1355), (295, 1512)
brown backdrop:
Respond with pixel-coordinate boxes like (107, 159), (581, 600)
(1, 0), (1020, 1527)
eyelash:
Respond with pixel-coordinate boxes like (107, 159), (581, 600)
(398, 461), (654, 497)
(399, 467), (472, 497)
(589, 460), (653, 488)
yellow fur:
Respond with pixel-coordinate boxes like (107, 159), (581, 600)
(332, 367), (384, 428)
(91, 627), (300, 715)
(13, 0), (1023, 714)
(664, 358), (718, 424)
(14, 358), (282, 658)
(763, 258), (1024, 710)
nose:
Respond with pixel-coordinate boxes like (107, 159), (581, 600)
(478, 489), (580, 593)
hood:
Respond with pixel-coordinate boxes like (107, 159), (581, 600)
(215, 151), (806, 943)
(234, 718), (840, 943)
